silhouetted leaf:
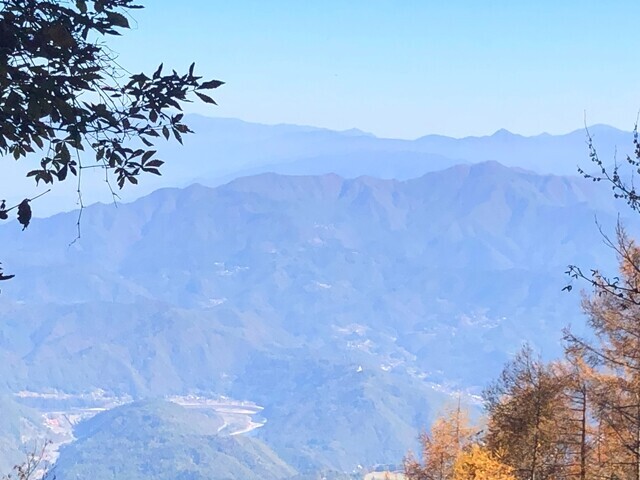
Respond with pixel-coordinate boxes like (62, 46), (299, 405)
(106, 12), (130, 29)
(153, 63), (163, 79)
(141, 150), (156, 163)
(199, 80), (225, 89)
(17, 199), (31, 230)
(195, 92), (217, 105)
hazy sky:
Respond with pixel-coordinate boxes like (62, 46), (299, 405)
(113, 1), (640, 139)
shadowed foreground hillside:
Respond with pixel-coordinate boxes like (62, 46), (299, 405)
(54, 401), (296, 480)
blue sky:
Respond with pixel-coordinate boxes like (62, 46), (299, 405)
(113, 1), (640, 138)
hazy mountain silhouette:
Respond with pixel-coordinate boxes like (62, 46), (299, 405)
(5, 116), (632, 217)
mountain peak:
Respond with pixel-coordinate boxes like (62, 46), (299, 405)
(339, 128), (376, 138)
(491, 128), (516, 138)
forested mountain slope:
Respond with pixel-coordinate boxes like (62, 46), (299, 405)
(0, 162), (624, 470)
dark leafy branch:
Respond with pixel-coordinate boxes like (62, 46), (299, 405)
(0, 0), (222, 201)
(0, 0), (223, 280)
(0, 188), (50, 228)
(0, 189), (50, 283)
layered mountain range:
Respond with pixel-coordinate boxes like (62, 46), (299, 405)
(0, 117), (634, 477)
(5, 115), (634, 217)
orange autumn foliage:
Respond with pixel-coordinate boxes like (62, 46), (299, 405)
(453, 445), (515, 480)
(404, 404), (476, 480)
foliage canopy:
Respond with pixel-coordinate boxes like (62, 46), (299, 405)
(0, 0), (222, 207)
(0, 0), (222, 279)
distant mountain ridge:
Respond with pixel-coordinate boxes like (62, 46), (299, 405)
(4, 115), (633, 216)
(159, 117), (634, 187)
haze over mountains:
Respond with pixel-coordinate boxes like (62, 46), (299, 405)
(0, 134), (631, 476)
(7, 115), (634, 217)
